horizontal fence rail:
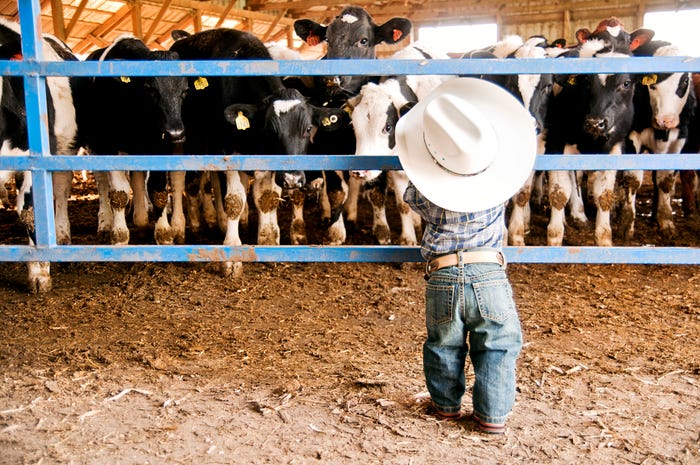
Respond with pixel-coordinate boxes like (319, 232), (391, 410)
(2, 0), (699, 265)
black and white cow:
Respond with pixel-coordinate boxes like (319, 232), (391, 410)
(293, 5), (411, 105)
(0, 18), (78, 293)
(293, 6), (412, 245)
(680, 73), (700, 219)
(344, 43), (451, 246)
(469, 35), (555, 245)
(222, 87), (347, 245)
(76, 34), (188, 246)
(630, 40), (697, 237)
(544, 19), (654, 246)
(170, 28), (346, 274)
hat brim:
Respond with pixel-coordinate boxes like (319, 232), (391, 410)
(396, 77), (537, 212)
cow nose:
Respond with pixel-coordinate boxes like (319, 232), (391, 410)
(584, 117), (607, 135)
(165, 127), (186, 143)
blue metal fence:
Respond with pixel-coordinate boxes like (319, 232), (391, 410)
(2, 0), (700, 265)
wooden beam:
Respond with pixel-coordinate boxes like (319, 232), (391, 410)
(132, 0), (143, 39)
(49, 0), (66, 41)
(65, 0), (89, 37)
(72, 4), (133, 54)
(144, 0), (173, 43)
(140, 0), (295, 26)
(250, 0), (373, 11)
(153, 14), (194, 48)
(193, 10), (202, 32)
(262, 9), (288, 42)
(215, 0), (236, 28)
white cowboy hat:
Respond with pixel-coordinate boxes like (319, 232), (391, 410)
(395, 77), (537, 212)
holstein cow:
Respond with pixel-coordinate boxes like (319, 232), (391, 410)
(630, 41), (697, 237)
(544, 19), (654, 246)
(345, 43), (451, 246)
(76, 34), (188, 246)
(0, 19), (78, 293)
(466, 35), (555, 245)
(170, 28), (346, 275)
(293, 6), (412, 245)
(222, 87), (347, 245)
(680, 73), (700, 218)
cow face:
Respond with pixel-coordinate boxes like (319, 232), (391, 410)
(295, 6), (411, 101)
(223, 88), (347, 189)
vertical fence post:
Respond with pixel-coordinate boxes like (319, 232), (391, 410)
(17, 0), (57, 248)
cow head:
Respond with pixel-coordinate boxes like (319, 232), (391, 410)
(294, 6), (411, 101)
(223, 88), (348, 190)
(633, 42), (695, 131)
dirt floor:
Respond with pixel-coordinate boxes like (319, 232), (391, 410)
(0, 172), (699, 465)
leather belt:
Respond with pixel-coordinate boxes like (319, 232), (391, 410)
(425, 250), (505, 279)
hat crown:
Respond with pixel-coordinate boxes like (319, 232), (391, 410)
(422, 94), (497, 176)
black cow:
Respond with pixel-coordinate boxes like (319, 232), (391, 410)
(0, 18), (79, 293)
(75, 34), (188, 246)
(544, 19), (654, 246)
(630, 40), (697, 237)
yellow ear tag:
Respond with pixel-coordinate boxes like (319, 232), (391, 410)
(342, 104), (353, 116)
(567, 75), (577, 86)
(235, 111), (250, 130)
(642, 74), (658, 86)
(321, 116), (331, 127)
(120, 76), (131, 83)
(194, 77), (209, 90)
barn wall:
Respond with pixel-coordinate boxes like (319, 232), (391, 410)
(502, 14), (638, 47)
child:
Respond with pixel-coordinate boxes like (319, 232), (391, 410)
(395, 77), (537, 434)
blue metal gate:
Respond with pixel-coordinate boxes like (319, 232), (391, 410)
(1, 0), (700, 265)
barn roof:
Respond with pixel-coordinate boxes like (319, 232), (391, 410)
(2, 0), (700, 57)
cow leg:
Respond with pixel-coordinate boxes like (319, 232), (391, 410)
(531, 171), (546, 209)
(389, 171), (418, 246)
(322, 171), (348, 245)
(52, 170), (72, 245)
(221, 170), (246, 278)
(14, 171), (50, 293)
(508, 171), (534, 246)
(344, 175), (362, 235)
(617, 169), (644, 240)
(146, 171), (172, 245)
(131, 171), (149, 232)
(169, 171), (186, 244)
(591, 169), (617, 247)
(94, 171), (113, 243)
(363, 172), (391, 245)
(568, 170), (588, 228)
(185, 171), (203, 235)
(0, 170), (13, 209)
(253, 171), (281, 245)
(680, 170), (699, 218)
(654, 169), (677, 238)
(289, 188), (308, 245)
(200, 172), (218, 230)
(547, 170), (571, 246)
(108, 170), (132, 245)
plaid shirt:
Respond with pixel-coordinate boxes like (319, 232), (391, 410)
(403, 181), (505, 261)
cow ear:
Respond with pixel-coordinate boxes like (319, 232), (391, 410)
(629, 28), (655, 52)
(294, 19), (327, 46)
(375, 18), (412, 45)
(171, 30), (190, 42)
(398, 102), (415, 117)
(224, 104), (258, 131)
(575, 28), (592, 44)
(313, 107), (348, 132)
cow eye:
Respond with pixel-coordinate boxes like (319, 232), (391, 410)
(649, 84), (657, 91)
(359, 38), (369, 46)
(622, 80), (632, 89)
(304, 125), (313, 137)
(383, 123), (393, 134)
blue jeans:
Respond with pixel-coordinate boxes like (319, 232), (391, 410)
(423, 261), (522, 425)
